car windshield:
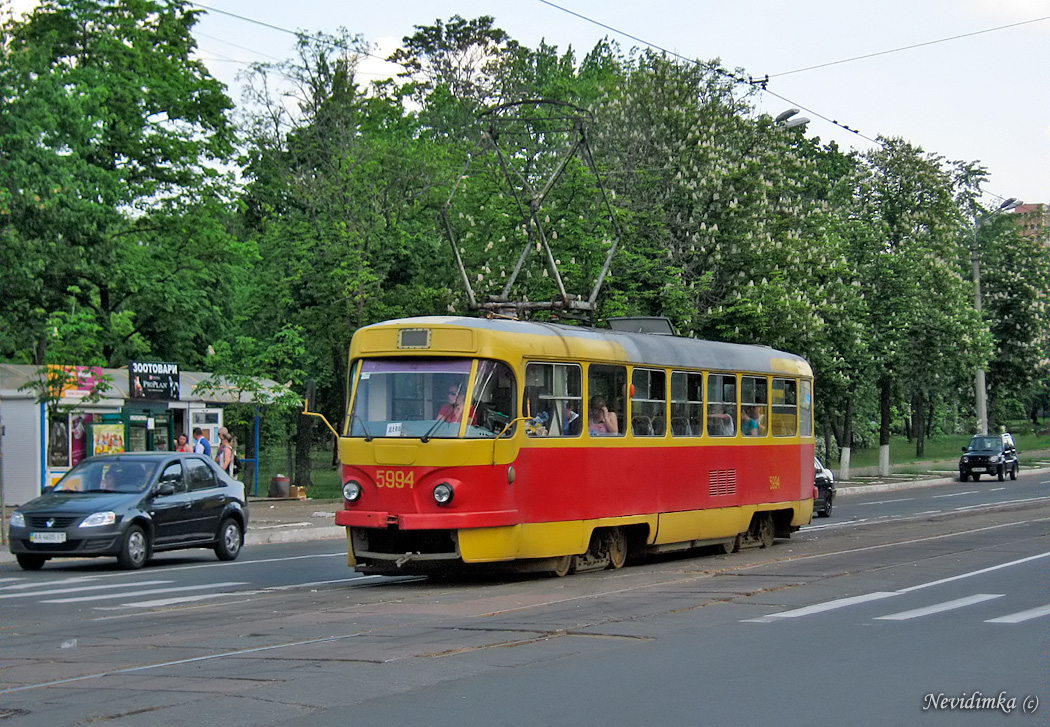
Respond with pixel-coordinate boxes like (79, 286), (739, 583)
(53, 459), (157, 494)
(968, 436), (1002, 451)
(348, 358), (517, 439)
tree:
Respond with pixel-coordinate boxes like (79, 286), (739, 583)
(0, 0), (237, 366)
(850, 138), (977, 466)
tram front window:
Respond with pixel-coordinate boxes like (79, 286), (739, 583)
(348, 358), (516, 439)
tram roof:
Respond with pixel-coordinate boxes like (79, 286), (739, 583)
(358, 316), (812, 377)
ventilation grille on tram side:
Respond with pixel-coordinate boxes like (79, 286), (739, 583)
(708, 469), (737, 497)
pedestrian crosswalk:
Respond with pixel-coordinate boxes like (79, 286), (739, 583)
(744, 591), (1050, 624)
(0, 575), (251, 609)
(0, 572), (392, 611)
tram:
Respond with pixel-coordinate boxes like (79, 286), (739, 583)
(332, 316), (815, 576)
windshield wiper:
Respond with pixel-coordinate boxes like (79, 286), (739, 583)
(421, 411), (458, 443)
(350, 412), (374, 442)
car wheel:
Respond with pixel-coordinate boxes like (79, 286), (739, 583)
(117, 524), (150, 570)
(1010, 463), (1018, 481)
(972, 473), (981, 481)
(819, 493), (833, 518)
(958, 472), (968, 482)
(16, 553), (47, 571)
(997, 464), (1005, 482)
(214, 518), (243, 561)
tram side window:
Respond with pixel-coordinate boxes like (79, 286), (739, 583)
(771, 378), (798, 436)
(587, 364), (626, 437)
(523, 362), (583, 437)
(707, 374), (736, 436)
(800, 379), (813, 436)
(670, 371), (703, 437)
(631, 368), (666, 436)
(741, 376), (768, 437)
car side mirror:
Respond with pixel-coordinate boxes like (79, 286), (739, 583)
(42, 485), (54, 494)
(961, 446), (967, 452)
(155, 483), (175, 497)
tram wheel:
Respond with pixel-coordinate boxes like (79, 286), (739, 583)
(720, 535), (740, 555)
(604, 528), (627, 570)
(757, 514), (775, 549)
(550, 554), (576, 578)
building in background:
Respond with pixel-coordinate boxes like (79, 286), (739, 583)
(1014, 203), (1049, 242)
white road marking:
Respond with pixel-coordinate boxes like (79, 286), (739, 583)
(742, 592), (899, 622)
(748, 551), (1050, 622)
(0, 580), (172, 599)
(0, 576), (102, 592)
(986, 604), (1050, 623)
(41, 582), (248, 603)
(874, 593), (1003, 620)
(856, 498), (914, 506)
(933, 490), (978, 498)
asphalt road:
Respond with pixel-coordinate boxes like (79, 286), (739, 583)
(1, 472), (1047, 726)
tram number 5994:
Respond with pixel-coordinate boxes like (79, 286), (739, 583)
(768, 475), (781, 490)
(376, 469), (415, 489)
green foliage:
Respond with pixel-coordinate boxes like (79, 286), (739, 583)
(4, 7), (1047, 470)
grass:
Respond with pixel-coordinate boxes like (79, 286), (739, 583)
(839, 428), (1048, 470)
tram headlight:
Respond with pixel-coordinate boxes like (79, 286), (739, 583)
(433, 482), (455, 506)
(342, 480), (363, 502)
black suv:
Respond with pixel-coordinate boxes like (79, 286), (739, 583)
(959, 433), (1018, 482)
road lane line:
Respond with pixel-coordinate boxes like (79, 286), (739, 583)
(933, 490), (978, 498)
(895, 551), (1050, 593)
(856, 498), (914, 506)
(874, 593), (1003, 620)
(41, 582), (248, 603)
(985, 604), (1050, 623)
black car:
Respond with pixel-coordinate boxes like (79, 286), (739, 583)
(959, 433), (1019, 482)
(8, 452), (248, 571)
(814, 456), (836, 517)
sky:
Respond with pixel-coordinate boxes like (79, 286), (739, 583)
(8, 0), (1050, 206)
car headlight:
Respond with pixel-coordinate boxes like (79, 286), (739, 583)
(433, 482), (454, 505)
(10, 511), (25, 528)
(961, 456), (970, 463)
(342, 480), (363, 502)
(991, 455), (1002, 463)
(79, 511), (117, 528)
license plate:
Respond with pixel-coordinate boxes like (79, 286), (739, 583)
(971, 467), (986, 473)
(30, 532), (66, 544)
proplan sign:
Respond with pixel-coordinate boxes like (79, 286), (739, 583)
(129, 362), (180, 400)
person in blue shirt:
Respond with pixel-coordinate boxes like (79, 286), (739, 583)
(192, 426), (212, 456)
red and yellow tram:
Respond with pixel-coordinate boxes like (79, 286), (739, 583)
(333, 316), (815, 575)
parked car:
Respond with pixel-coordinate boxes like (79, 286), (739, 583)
(959, 433), (1018, 482)
(7, 452), (247, 571)
(814, 456), (836, 517)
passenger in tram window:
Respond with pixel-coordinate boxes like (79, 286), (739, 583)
(564, 401), (582, 436)
(588, 395), (619, 435)
(708, 403), (735, 436)
(742, 405), (762, 436)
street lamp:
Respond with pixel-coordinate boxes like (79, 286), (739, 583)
(774, 108), (810, 129)
(972, 196), (1023, 434)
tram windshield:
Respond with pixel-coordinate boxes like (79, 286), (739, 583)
(347, 358), (517, 439)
